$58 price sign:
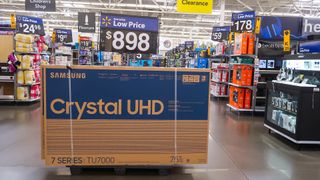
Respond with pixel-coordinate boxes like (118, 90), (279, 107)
(100, 29), (158, 54)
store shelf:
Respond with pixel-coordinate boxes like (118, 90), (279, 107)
(256, 96), (266, 100)
(227, 103), (254, 112)
(0, 95), (14, 101)
(257, 82), (267, 84)
(17, 68), (40, 71)
(230, 63), (254, 67)
(230, 54), (256, 58)
(211, 91), (228, 97)
(264, 124), (320, 144)
(15, 97), (40, 102)
(211, 79), (229, 84)
(17, 82), (40, 86)
(0, 79), (14, 83)
(272, 80), (317, 88)
(259, 70), (280, 75)
(272, 106), (297, 116)
(229, 83), (255, 89)
(254, 106), (265, 112)
(55, 53), (72, 56)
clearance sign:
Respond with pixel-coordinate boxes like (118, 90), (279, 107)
(177, 0), (213, 14)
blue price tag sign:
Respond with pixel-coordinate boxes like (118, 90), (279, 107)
(16, 15), (45, 35)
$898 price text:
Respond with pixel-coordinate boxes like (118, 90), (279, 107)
(101, 29), (157, 53)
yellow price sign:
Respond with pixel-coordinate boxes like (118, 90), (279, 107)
(255, 17), (261, 34)
(283, 30), (291, 52)
(177, 0), (213, 14)
(10, 14), (16, 29)
(52, 31), (56, 43)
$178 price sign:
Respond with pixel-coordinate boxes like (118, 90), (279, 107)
(100, 29), (158, 54)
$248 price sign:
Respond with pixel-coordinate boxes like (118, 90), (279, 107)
(100, 29), (158, 54)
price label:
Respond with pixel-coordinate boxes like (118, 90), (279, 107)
(80, 40), (92, 49)
(100, 29), (157, 54)
(54, 29), (72, 43)
(231, 11), (255, 32)
(99, 14), (158, 54)
(211, 26), (230, 41)
(16, 15), (44, 35)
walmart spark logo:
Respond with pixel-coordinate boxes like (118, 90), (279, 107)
(101, 16), (111, 27)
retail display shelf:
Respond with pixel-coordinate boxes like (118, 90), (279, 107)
(15, 97), (40, 102)
(211, 92), (228, 97)
(14, 51), (47, 55)
(256, 96), (266, 100)
(264, 124), (320, 144)
(230, 54), (256, 58)
(254, 106), (265, 112)
(259, 70), (280, 74)
(229, 63), (254, 67)
(229, 83), (255, 89)
(0, 95), (14, 101)
(272, 106), (297, 116)
(272, 80), (317, 88)
(17, 82), (40, 86)
(257, 82), (267, 84)
(17, 68), (40, 71)
(0, 79), (14, 82)
(55, 53), (72, 56)
(227, 104), (254, 112)
(211, 79), (229, 84)
(211, 68), (229, 71)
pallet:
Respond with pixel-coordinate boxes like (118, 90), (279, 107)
(69, 166), (171, 176)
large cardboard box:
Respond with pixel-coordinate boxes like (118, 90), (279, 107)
(41, 66), (210, 166)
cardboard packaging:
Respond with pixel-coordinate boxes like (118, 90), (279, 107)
(41, 66), (210, 166)
(244, 89), (252, 109)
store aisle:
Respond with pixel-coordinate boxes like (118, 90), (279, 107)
(0, 100), (320, 180)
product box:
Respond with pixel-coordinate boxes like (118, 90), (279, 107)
(242, 65), (253, 86)
(41, 66), (210, 166)
(241, 33), (248, 54)
(232, 65), (242, 85)
(24, 70), (35, 85)
(247, 33), (255, 55)
(234, 33), (248, 55)
(244, 89), (252, 109)
(229, 86), (245, 108)
(16, 86), (29, 100)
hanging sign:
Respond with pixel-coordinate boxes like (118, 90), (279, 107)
(258, 16), (303, 40)
(78, 12), (96, 33)
(185, 41), (194, 50)
(54, 29), (73, 43)
(176, 0), (213, 14)
(25, 0), (56, 12)
(283, 30), (291, 52)
(231, 11), (255, 32)
(16, 15), (45, 35)
(10, 14), (16, 29)
(100, 13), (159, 54)
(211, 26), (230, 41)
(255, 17), (261, 34)
(302, 18), (320, 36)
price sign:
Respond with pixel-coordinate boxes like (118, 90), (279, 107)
(185, 41), (194, 50)
(231, 11), (255, 32)
(211, 26), (230, 41)
(100, 14), (159, 54)
(54, 29), (72, 43)
(16, 15), (44, 35)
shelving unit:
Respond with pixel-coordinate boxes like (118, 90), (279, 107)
(79, 36), (93, 65)
(210, 54), (230, 98)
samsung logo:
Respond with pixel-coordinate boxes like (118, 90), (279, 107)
(50, 72), (86, 79)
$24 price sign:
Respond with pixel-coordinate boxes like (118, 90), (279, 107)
(100, 29), (158, 54)
(16, 15), (45, 35)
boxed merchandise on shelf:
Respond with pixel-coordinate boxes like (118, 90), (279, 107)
(229, 86), (252, 109)
(233, 32), (255, 55)
(232, 64), (253, 86)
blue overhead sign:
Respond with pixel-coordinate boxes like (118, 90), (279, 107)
(231, 11), (255, 21)
(16, 15), (45, 35)
(100, 14), (159, 32)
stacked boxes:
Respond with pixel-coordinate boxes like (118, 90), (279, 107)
(233, 32), (255, 55)
(232, 65), (253, 86)
(229, 86), (252, 109)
